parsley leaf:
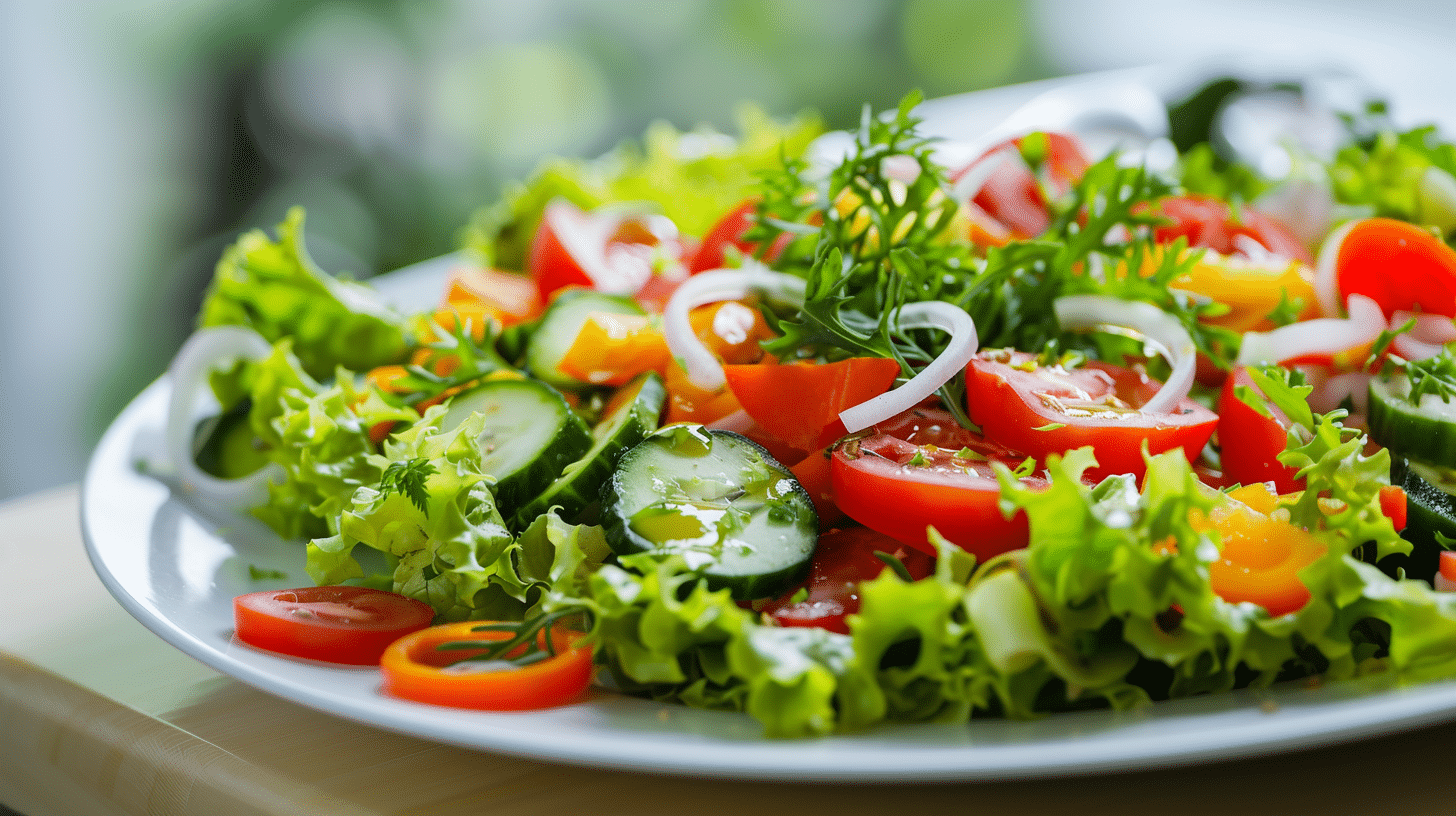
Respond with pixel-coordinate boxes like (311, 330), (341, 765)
(379, 458), (436, 514)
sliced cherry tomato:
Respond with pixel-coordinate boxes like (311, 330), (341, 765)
(1379, 485), (1408, 533)
(723, 357), (902, 453)
(1216, 367), (1303, 494)
(1331, 217), (1456, 320)
(830, 409), (1041, 558)
(233, 586), (435, 665)
(528, 200), (683, 301)
(965, 350), (1219, 480)
(1150, 194), (1313, 264)
(379, 622), (593, 711)
(1200, 485), (1327, 617)
(688, 199), (795, 273)
(760, 527), (934, 634)
(1438, 550), (1456, 591)
(954, 132), (1089, 240)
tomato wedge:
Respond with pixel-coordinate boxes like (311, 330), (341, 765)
(955, 132), (1089, 240)
(830, 407), (1041, 558)
(759, 527), (933, 634)
(1329, 217), (1456, 320)
(528, 200), (682, 301)
(232, 586), (435, 665)
(1216, 367), (1303, 494)
(380, 621), (593, 711)
(965, 350), (1218, 479)
(723, 357), (902, 453)
(1150, 194), (1313, 264)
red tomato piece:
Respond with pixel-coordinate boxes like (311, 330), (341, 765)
(954, 132), (1089, 240)
(759, 527), (933, 634)
(723, 357), (903, 453)
(1379, 485), (1408, 533)
(965, 351), (1219, 480)
(1215, 367), (1304, 494)
(830, 411), (1041, 558)
(1150, 194), (1313, 264)
(379, 622), (593, 711)
(1333, 217), (1456, 320)
(233, 586), (435, 665)
(688, 199), (793, 273)
(528, 200), (684, 302)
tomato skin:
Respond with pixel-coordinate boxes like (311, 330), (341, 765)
(759, 527), (933, 634)
(528, 201), (682, 302)
(1335, 217), (1456, 319)
(965, 351), (1219, 480)
(233, 586), (435, 665)
(1216, 367), (1304, 494)
(723, 357), (902, 453)
(956, 132), (1089, 240)
(1151, 194), (1313, 264)
(830, 416), (1040, 558)
(379, 622), (593, 711)
(688, 199), (792, 273)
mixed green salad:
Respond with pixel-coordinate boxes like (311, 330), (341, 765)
(162, 84), (1456, 737)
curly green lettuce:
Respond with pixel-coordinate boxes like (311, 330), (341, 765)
(200, 207), (409, 379)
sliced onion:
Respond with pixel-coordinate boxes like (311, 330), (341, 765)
(1053, 295), (1197, 416)
(1237, 293), (1385, 367)
(706, 409), (756, 435)
(661, 264), (807, 391)
(1390, 309), (1456, 361)
(1313, 220), (1358, 318)
(1309, 370), (1371, 415)
(838, 300), (979, 433)
(164, 326), (282, 509)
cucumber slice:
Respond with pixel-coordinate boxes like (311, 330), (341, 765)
(193, 397), (269, 479)
(1368, 374), (1456, 469)
(510, 371), (667, 531)
(441, 378), (592, 513)
(1382, 457), (1456, 583)
(526, 290), (647, 390)
(600, 424), (818, 600)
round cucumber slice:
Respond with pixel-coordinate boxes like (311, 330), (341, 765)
(525, 290), (647, 390)
(441, 378), (592, 513)
(1383, 457), (1456, 583)
(600, 424), (818, 600)
(510, 371), (667, 531)
(1368, 374), (1456, 470)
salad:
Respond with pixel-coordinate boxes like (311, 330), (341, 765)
(160, 83), (1456, 739)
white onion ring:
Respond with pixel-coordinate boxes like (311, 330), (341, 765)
(661, 264), (807, 391)
(164, 326), (282, 509)
(838, 300), (979, 433)
(1237, 293), (1385, 367)
(1391, 310), (1456, 361)
(949, 145), (1016, 204)
(1053, 295), (1197, 415)
(1313, 220), (1358, 318)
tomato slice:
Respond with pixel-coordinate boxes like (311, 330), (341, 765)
(1216, 367), (1303, 494)
(830, 409), (1041, 558)
(759, 527), (934, 634)
(528, 200), (683, 301)
(1150, 194), (1313, 264)
(965, 350), (1218, 480)
(723, 357), (902, 453)
(379, 621), (593, 711)
(954, 132), (1089, 240)
(232, 586), (435, 665)
(1332, 217), (1456, 320)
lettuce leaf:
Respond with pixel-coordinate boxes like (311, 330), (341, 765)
(307, 409), (528, 620)
(462, 104), (823, 269)
(200, 207), (409, 379)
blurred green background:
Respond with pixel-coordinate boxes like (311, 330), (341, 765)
(2, 0), (1452, 501)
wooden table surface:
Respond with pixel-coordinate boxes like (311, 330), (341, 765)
(2, 484), (1454, 816)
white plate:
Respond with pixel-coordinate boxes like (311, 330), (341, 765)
(79, 63), (1456, 782)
